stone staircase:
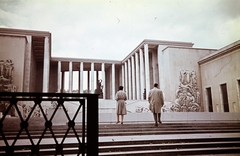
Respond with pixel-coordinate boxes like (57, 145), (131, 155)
(1, 122), (240, 155)
(98, 123), (240, 155)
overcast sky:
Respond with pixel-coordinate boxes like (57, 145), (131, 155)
(0, 0), (240, 61)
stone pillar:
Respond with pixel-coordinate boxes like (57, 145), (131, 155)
(144, 44), (150, 97)
(112, 64), (115, 99)
(69, 61), (73, 93)
(122, 64), (125, 89)
(79, 62), (84, 93)
(139, 49), (145, 100)
(61, 71), (65, 93)
(43, 36), (50, 92)
(152, 51), (159, 84)
(57, 61), (61, 93)
(23, 35), (32, 92)
(91, 63), (94, 93)
(158, 45), (167, 92)
(128, 59), (132, 100)
(96, 71), (99, 93)
(131, 56), (136, 100)
(101, 63), (105, 99)
(124, 62), (128, 98)
(135, 52), (140, 100)
(87, 71), (90, 93)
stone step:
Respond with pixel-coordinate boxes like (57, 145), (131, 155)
(99, 147), (240, 156)
(0, 123), (240, 155)
(2, 123), (240, 139)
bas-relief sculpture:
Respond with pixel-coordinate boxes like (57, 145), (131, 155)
(0, 59), (17, 92)
(0, 59), (17, 116)
(0, 59), (48, 118)
(163, 70), (200, 112)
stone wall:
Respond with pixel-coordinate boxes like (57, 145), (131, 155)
(0, 35), (26, 92)
(159, 47), (216, 111)
(200, 42), (240, 112)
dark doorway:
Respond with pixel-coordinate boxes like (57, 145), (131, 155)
(206, 87), (213, 112)
(220, 84), (229, 112)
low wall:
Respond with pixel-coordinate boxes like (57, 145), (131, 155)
(162, 112), (240, 123)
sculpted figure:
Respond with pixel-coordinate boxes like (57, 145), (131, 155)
(190, 70), (197, 86)
(5, 59), (14, 78)
(0, 60), (4, 76)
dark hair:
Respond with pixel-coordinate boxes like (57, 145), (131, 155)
(154, 83), (158, 87)
(119, 86), (124, 90)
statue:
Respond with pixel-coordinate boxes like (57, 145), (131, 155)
(95, 79), (103, 98)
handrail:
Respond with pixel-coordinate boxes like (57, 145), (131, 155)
(0, 92), (99, 156)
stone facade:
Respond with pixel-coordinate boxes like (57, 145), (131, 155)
(199, 40), (240, 112)
(0, 27), (240, 114)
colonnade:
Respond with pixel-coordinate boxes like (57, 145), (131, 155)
(56, 62), (107, 99)
(51, 44), (159, 100)
(121, 44), (155, 100)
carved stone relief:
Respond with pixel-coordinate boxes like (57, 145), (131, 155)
(0, 59), (17, 116)
(0, 59), (48, 118)
(0, 59), (17, 92)
(163, 70), (200, 112)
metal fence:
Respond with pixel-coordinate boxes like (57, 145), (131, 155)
(0, 92), (99, 156)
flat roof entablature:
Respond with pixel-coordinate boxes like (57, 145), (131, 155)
(198, 40), (240, 65)
(161, 46), (217, 53)
(51, 57), (122, 72)
(0, 27), (51, 63)
(121, 39), (194, 63)
(0, 27), (51, 37)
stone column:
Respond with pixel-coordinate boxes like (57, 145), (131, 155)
(57, 61), (61, 93)
(158, 45), (167, 92)
(122, 64), (125, 89)
(87, 71), (90, 93)
(69, 61), (73, 93)
(23, 35), (31, 92)
(101, 63), (105, 99)
(79, 62), (84, 93)
(128, 59), (132, 100)
(43, 36), (50, 92)
(112, 64), (115, 99)
(124, 62), (128, 98)
(135, 52), (140, 100)
(144, 44), (150, 97)
(61, 71), (65, 93)
(131, 56), (136, 100)
(91, 62), (94, 93)
(152, 51), (159, 84)
(96, 71), (99, 92)
(139, 49), (145, 100)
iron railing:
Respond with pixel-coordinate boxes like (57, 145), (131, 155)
(0, 92), (99, 156)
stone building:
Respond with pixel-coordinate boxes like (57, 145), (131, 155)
(0, 27), (239, 113)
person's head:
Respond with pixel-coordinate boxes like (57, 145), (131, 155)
(154, 83), (159, 88)
(119, 86), (124, 90)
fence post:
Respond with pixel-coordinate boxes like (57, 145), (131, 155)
(87, 94), (99, 156)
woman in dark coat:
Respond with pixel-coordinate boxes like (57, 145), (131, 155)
(115, 86), (127, 124)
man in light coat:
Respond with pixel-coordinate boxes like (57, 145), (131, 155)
(148, 83), (164, 127)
